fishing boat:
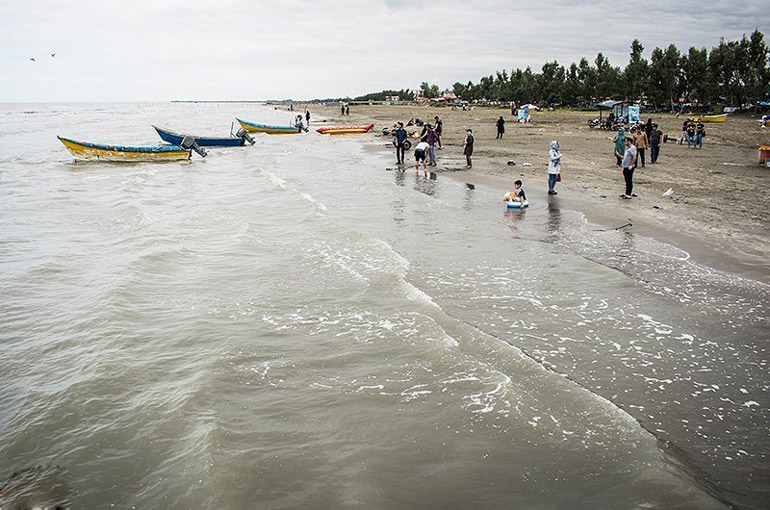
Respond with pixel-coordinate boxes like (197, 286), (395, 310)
(58, 136), (191, 162)
(316, 124), (374, 135)
(153, 125), (254, 147)
(689, 113), (728, 123)
(237, 118), (300, 135)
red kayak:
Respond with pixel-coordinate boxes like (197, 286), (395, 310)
(316, 123), (374, 135)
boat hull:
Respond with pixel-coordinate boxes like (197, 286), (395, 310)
(316, 123), (374, 135)
(153, 126), (244, 147)
(690, 114), (728, 123)
(58, 136), (191, 162)
(237, 118), (299, 135)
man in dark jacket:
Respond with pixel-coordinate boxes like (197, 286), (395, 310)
(394, 122), (408, 164)
(649, 123), (663, 163)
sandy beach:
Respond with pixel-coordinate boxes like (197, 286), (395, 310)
(311, 104), (770, 281)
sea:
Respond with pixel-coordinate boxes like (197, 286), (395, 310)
(0, 102), (768, 510)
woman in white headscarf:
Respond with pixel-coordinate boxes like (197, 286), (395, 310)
(547, 140), (561, 195)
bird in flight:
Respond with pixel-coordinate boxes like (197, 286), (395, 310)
(30, 58), (36, 61)
(51, 53), (55, 57)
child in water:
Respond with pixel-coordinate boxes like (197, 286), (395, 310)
(503, 180), (527, 207)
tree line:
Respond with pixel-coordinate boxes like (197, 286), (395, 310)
(356, 31), (769, 111)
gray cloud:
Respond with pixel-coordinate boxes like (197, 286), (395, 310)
(0, 0), (767, 101)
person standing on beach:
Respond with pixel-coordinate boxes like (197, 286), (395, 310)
(394, 122), (408, 165)
(695, 120), (705, 149)
(633, 127), (649, 167)
(679, 119), (689, 145)
(496, 116), (505, 139)
(547, 140), (562, 195)
(305, 110), (311, 125)
(425, 124), (439, 166)
(649, 123), (663, 163)
(433, 116), (443, 148)
(345, 105), (350, 116)
(463, 128), (474, 167)
(341, 104), (345, 116)
(686, 120), (696, 148)
(621, 137), (638, 199)
(613, 127), (626, 167)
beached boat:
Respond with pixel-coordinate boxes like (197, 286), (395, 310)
(690, 113), (728, 123)
(153, 125), (254, 147)
(316, 124), (374, 135)
(237, 118), (300, 135)
(58, 136), (191, 162)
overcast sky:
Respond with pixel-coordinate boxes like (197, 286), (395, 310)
(1, 0), (767, 102)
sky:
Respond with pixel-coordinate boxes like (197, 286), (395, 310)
(1, 0), (768, 102)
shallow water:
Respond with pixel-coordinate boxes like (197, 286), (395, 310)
(0, 103), (767, 509)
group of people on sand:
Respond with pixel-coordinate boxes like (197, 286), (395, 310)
(394, 116), (467, 176)
(678, 118), (705, 148)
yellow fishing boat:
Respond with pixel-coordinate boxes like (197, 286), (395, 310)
(58, 136), (191, 162)
(689, 113), (728, 123)
(236, 118), (300, 135)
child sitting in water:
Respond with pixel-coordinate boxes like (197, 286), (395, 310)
(503, 180), (527, 206)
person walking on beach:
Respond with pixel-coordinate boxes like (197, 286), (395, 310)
(695, 120), (705, 148)
(613, 127), (626, 167)
(679, 119), (689, 145)
(305, 110), (311, 125)
(433, 116), (443, 148)
(649, 123), (663, 163)
(425, 124), (439, 166)
(463, 128), (474, 167)
(496, 116), (505, 139)
(633, 127), (649, 167)
(394, 122), (408, 165)
(345, 105), (350, 116)
(547, 140), (562, 195)
(620, 137), (638, 199)
(414, 140), (429, 176)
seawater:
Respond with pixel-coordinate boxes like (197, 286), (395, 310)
(0, 103), (768, 510)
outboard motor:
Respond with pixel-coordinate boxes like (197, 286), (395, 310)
(236, 128), (255, 145)
(180, 135), (207, 158)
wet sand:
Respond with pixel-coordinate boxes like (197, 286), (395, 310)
(309, 104), (770, 282)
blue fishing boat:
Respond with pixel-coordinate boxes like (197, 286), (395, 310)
(153, 125), (255, 147)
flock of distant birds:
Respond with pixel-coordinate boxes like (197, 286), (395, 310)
(29, 54), (55, 61)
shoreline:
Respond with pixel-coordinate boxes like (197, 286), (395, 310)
(315, 104), (770, 284)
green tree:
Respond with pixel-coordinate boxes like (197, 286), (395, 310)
(419, 82), (440, 98)
(681, 47), (710, 104)
(539, 61), (566, 105)
(623, 39), (650, 100)
(594, 53), (622, 99)
(648, 44), (682, 110)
